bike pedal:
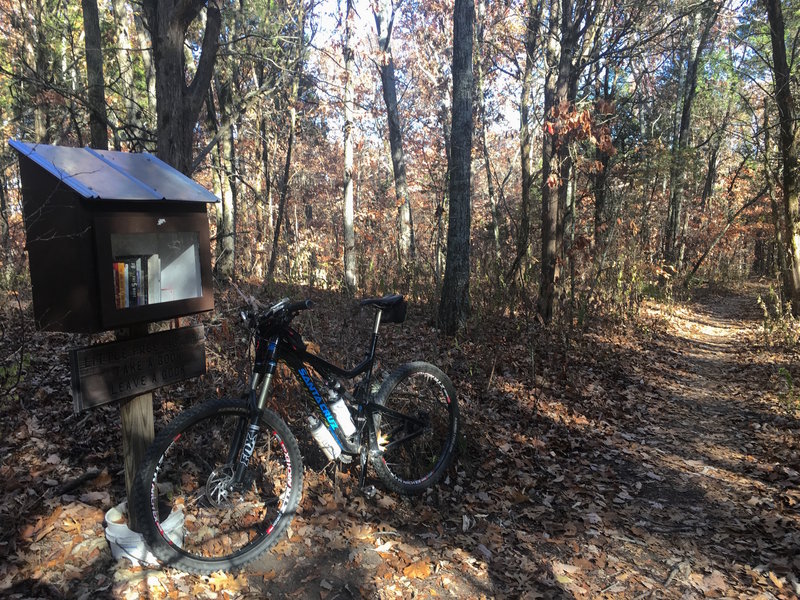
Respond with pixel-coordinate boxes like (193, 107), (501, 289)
(339, 454), (353, 464)
(361, 484), (377, 499)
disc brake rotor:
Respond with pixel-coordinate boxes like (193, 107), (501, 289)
(205, 465), (236, 507)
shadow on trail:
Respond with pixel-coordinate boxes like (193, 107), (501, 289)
(486, 384), (799, 596)
(443, 285), (799, 596)
(581, 294), (796, 585)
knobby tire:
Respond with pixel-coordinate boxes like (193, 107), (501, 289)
(370, 361), (459, 494)
(133, 399), (303, 573)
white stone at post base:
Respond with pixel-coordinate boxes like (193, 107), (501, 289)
(104, 502), (184, 567)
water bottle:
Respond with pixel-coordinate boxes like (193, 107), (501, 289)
(328, 390), (356, 438)
(307, 415), (341, 460)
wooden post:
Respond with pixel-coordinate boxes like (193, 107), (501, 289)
(118, 324), (154, 532)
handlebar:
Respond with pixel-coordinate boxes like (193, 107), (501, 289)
(241, 298), (314, 329)
(287, 299), (314, 314)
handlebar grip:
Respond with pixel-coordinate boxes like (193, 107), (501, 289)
(287, 299), (313, 314)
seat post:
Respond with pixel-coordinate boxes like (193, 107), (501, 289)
(372, 309), (383, 335)
(363, 309), (383, 384)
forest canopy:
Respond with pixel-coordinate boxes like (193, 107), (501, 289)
(0, 0), (798, 325)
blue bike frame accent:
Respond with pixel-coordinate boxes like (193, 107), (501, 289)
(298, 368), (342, 445)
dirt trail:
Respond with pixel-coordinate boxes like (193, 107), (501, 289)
(590, 290), (800, 599)
(641, 292), (769, 465)
(643, 292), (787, 475)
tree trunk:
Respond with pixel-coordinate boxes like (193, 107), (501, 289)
(141, 0), (222, 173)
(537, 0), (566, 323)
(82, 0), (109, 149)
(60, 9), (83, 146)
(765, 0), (800, 315)
(267, 133), (275, 231)
(436, 100), (451, 285)
(663, 3), (719, 265)
(216, 79), (236, 279)
(218, 126), (236, 278)
(763, 99), (791, 300)
(110, 0), (140, 144)
(537, 0), (608, 322)
(769, 185), (791, 297)
(19, 0), (49, 142)
(477, 0), (502, 262)
(268, 4), (305, 282)
(509, 0), (542, 281)
(267, 102), (296, 282)
(700, 145), (718, 212)
(206, 89), (232, 278)
(374, 0), (415, 268)
(592, 63), (612, 249)
(133, 12), (157, 119)
(255, 115), (272, 279)
(0, 171), (8, 248)
(593, 151), (611, 245)
(438, 0), (474, 335)
(342, 0), (358, 294)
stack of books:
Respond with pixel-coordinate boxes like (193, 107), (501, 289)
(112, 254), (161, 309)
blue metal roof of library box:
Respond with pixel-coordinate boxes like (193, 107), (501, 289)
(9, 140), (219, 203)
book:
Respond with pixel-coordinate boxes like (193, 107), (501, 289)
(126, 257), (139, 307)
(140, 256), (148, 306)
(112, 262), (124, 309)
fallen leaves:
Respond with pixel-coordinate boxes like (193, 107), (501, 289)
(1, 289), (799, 599)
(690, 569), (728, 595)
(79, 490), (111, 505)
(403, 560), (432, 579)
(19, 505), (63, 542)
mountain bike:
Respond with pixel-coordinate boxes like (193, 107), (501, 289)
(132, 294), (459, 573)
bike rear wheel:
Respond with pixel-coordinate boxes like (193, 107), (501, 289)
(370, 362), (459, 494)
(133, 399), (303, 573)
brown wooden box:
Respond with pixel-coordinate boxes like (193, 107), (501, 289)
(11, 141), (219, 333)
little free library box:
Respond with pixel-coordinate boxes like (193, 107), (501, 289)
(11, 141), (219, 408)
(11, 140), (218, 333)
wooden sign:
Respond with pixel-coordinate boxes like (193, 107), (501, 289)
(70, 325), (206, 412)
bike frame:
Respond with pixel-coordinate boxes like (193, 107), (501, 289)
(229, 306), (427, 489)
(259, 309), (381, 447)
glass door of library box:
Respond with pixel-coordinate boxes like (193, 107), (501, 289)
(94, 212), (214, 328)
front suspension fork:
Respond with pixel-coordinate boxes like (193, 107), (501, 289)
(232, 336), (279, 483)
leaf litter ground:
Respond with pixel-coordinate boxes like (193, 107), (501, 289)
(0, 283), (798, 599)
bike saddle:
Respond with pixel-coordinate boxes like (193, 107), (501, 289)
(359, 294), (404, 309)
(360, 294), (406, 324)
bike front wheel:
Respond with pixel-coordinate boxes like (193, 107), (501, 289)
(370, 362), (459, 494)
(133, 399), (303, 573)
